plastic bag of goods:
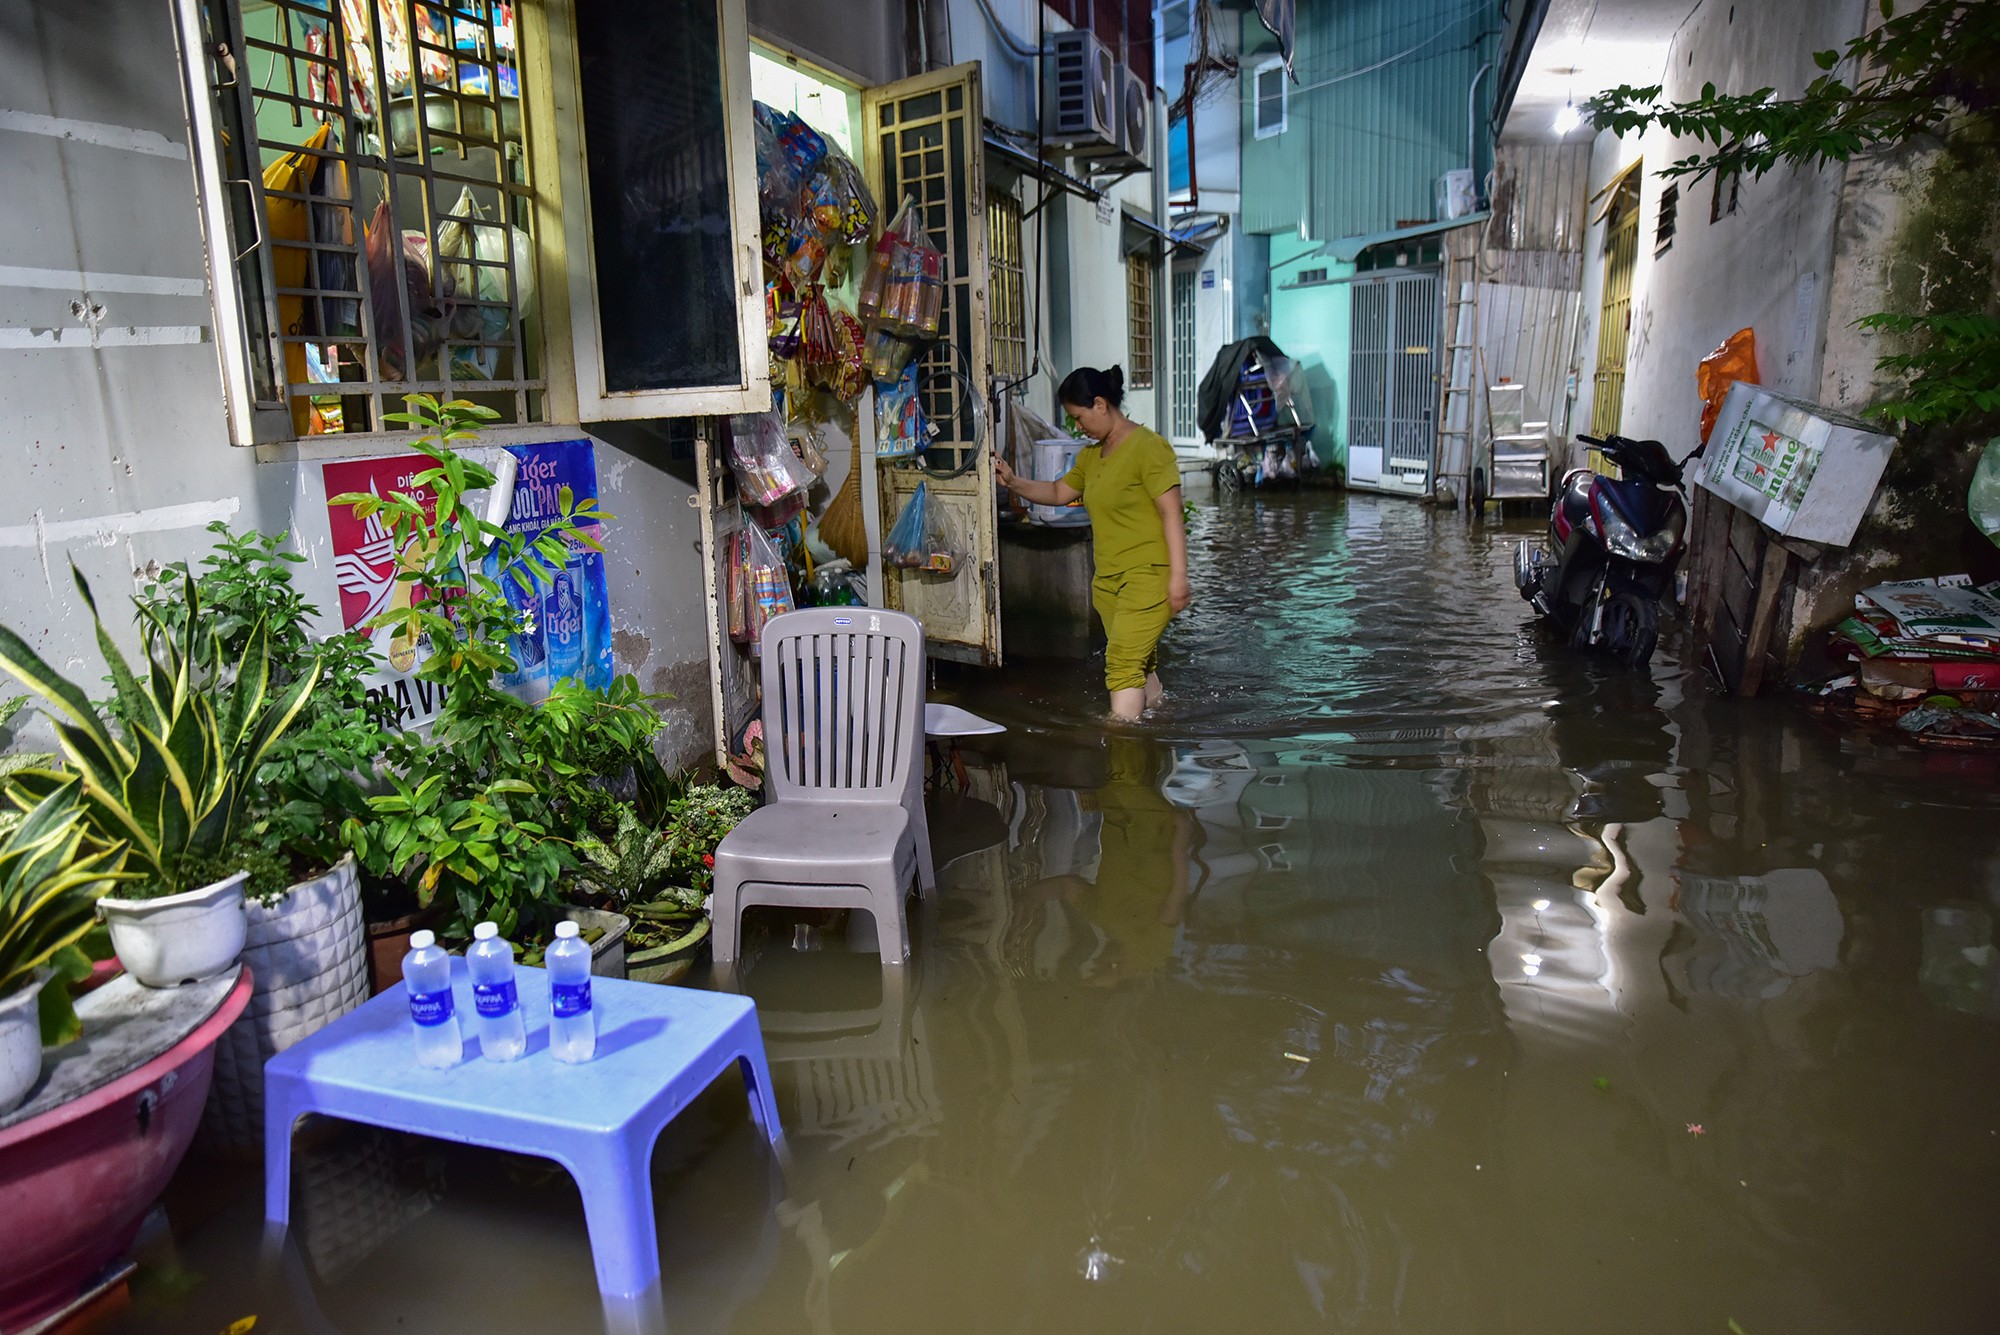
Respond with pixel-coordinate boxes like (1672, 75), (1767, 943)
(804, 150), (877, 245)
(738, 522), (796, 647)
(876, 362), (929, 459)
(728, 411), (812, 505)
(884, 481), (959, 575)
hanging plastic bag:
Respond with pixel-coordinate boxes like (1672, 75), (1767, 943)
(1971, 438), (2000, 550)
(741, 521), (796, 647)
(728, 411), (812, 505)
(789, 424), (828, 479)
(884, 482), (960, 574)
(876, 362), (929, 459)
(364, 199), (445, 380)
(1696, 327), (1759, 444)
(800, 288), (838, 368)
(804, 149), (877, 244)
(436, 186), (536, 380)
(814, 309), (868, 400)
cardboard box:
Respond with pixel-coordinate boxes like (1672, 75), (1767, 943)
(1695, 382), (1897, 547)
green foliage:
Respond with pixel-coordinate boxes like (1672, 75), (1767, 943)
(0, 567), (319, 898)
(1857, 313), (2000, 425)
(328, 395), (666, 939)
(132, 524), (397, 891)
(0, 777), (131, 1010)
(1587, 3), (2000, 431)
(1587, 3), (2000, 185)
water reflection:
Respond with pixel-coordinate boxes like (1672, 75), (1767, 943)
(114, 494), (2000, 1335)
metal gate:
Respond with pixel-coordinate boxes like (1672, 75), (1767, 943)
(1348, 270), (1439, 492)
(1591, 177), (1641, 436)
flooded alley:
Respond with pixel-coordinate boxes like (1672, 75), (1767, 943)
(122, 493), (2000, 1335)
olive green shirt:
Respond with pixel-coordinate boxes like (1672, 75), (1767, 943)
(1062, 427), (1181, 577)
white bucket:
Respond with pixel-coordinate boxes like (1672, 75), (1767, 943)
(99, 871), (249, 988)
(1028, 438), (1090, 527)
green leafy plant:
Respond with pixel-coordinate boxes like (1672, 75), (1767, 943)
(1589, 2), (2000, 429)
(1, 776), (134, 1044)
(132, 524), (397, 891)
(328, 395), (665, 938)
(0, 566), (319, 898)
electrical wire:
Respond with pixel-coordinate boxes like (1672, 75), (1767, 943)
(971, 0), (1039, 61)
(1262, 1), (1492, 98)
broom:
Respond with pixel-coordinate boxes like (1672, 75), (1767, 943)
(819, 434), (868, 566)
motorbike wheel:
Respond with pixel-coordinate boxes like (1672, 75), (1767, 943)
(1217, 461), (1244, 493)
(1601, 592), (1659, 669)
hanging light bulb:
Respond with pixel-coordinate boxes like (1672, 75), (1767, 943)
(1554, 100), (1583, 137)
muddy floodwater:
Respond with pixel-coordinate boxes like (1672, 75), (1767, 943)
(121, 493), (2000, 1334)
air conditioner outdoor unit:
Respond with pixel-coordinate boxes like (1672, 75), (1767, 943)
(1114, 63), (1152, 170)
(1043, 30), (1117, 153)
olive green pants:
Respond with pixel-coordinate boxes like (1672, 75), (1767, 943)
(1093, 565), (1173, 693)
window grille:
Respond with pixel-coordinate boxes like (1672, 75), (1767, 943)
(1171, 267), (1197, 439)
(1126, 253), (1155, 390)
(1711, 151), (1741, 222)
(987, 188), (1027, 383)
(1254, 60), (1287, 139)
(232, 0), (544, 437)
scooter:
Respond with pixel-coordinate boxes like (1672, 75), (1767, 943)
(1514, 432), (1692, 669)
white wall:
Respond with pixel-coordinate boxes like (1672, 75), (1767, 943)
(1575, 0), (1871, 458)
(1, 0), (717, 765)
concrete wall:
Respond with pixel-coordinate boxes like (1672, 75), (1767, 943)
(1, 0), (717, 765)
(1575, 0), (1872, 459)
(749, 0), (907, 86)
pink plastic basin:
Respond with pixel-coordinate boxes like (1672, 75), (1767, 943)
(0, 967), (251, 1329)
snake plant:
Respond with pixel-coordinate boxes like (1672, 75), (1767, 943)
(0, 565), (320, 897)
(0, 776), (128, 1002)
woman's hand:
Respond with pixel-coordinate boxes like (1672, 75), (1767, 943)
(1168, 573), (1192, 615)
(992, 450), (1019, 489)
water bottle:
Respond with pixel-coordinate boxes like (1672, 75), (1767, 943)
(546, 920), (596, 1064)
(467, 922), (526, 1061)
(402, 930), (462, 1068)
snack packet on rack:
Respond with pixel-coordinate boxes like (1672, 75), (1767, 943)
(728, 411), (812, 505)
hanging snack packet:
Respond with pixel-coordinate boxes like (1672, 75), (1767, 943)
(766, 284), (802, 362)
(884, 482), (959, 574)
(875, 362), (928, 459)
(805, 150), (877, 244)
(799, 287), (838, 367)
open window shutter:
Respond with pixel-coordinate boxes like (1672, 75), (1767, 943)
(863, 63), (1002, 666)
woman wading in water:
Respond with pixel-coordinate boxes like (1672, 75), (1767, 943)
(994, 365), (1190, 721)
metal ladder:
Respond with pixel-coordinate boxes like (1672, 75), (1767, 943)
(1435, 248), (1481, 507)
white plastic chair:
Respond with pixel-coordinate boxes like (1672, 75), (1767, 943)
(712, 608), (929, 966)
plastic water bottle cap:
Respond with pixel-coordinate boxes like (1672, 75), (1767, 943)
(410, 929), (436, 949)
(473, 922), (500, 940)
(555, 921), (580, 938)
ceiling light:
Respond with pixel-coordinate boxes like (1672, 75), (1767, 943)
(1554, 101), (1583, 137)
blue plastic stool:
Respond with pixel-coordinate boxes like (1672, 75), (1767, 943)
(263, 958), (781, 1299)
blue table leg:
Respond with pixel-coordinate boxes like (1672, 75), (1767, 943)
(568, 1140), (663, 1299)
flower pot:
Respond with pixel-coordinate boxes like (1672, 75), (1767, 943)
(563, 907), (632, 980)
(629, 917), (709, 986)
(366, 903), (446, 996)
(0, 973), (51, 1117)
(200, 855), (366, 1152)
(98, 872), (248, 988)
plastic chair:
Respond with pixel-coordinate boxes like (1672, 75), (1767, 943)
(713, 608), (928, 966)
(263, 960), (781, 1301)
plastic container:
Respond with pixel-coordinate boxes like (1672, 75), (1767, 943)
(466, 922), (526, 1062)
(400, 930), (462, 1069)
(546, 921), (596, 1064)
(1027, 438), (1090, 527)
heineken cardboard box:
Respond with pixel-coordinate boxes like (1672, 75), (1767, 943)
(1694, 382), (1897, 548)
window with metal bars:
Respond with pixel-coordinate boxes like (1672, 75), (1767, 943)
(1655, 183), (1679, 255)
(202, 0), (545, 440)
(1127, 252), (1155, 390)
(987, 187), (1027, 383)
(1171, 267), (1197, 439)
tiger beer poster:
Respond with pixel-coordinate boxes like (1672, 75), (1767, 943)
(321, 440), (613, 728)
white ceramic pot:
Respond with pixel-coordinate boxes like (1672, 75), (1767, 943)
(201, 856), (366, 1152)
(98, 872), (249, 989)
(0, 972), (50, 1116)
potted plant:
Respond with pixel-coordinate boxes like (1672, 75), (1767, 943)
(570, 771), (755, 984)
(130, 525), (397, 1145)
(0, 567), (319, 987)
(0, 778), (130, 1114)
(332, 396), (665, 955)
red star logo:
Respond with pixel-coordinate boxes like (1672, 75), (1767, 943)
(1752, 464), (1768, 477)
(1761, 431), (1781, 454)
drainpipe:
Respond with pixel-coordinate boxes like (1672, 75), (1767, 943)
(1467, 61), (1493, 187)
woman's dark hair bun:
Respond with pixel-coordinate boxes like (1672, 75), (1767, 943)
(1058, 364), (1126, 411)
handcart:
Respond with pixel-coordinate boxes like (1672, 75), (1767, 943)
(1197, 337), (1319, 491)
